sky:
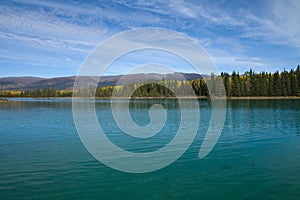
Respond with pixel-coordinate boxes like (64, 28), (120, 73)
(0, 0), (300, 77)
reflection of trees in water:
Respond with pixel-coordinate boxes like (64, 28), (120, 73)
(0, 100), (72, 111)
(227, 99), (300, 136)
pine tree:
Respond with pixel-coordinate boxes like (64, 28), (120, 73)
(273, 71), (281, 96)
(231, 71), (241, 96)
(291, 72), (299, 96)
(221, 72), (231, 96)
(296, 65), (300, 90)
(268, 73), (273, 96)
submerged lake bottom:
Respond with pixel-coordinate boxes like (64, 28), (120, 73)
(0, 98), (300, 199)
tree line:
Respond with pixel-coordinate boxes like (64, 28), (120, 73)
(0, 89), (72, 98)
(221, 65), (300, 97)
(1, 66), (300, 98)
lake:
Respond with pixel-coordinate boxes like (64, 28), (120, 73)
(0, 98), (300, 199)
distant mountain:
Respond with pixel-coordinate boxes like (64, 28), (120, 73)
(0, 76), (45, 90)
(0, 73), (203, 91)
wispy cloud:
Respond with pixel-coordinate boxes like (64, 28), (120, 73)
(0, 0), (299, 77)
(227, 0), (300, 48)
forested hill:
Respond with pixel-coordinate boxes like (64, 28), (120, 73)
(0, 72), (202, 91)
(0, 66), (300, 97)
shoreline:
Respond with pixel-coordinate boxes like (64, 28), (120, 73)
(226, 96), (300, 100)
(0, 98), (11, 103)
(3, 96), (300, 100)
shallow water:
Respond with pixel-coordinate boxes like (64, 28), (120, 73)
(0, 98), (300, 199)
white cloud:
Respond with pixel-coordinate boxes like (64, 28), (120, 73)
(0, 4), (108, 41)
(0, 0), (299, 76)
(0, 31), (94, 52)
(235, 0), (300, 48)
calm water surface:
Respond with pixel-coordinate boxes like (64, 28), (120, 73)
(0, 98), (300, 199)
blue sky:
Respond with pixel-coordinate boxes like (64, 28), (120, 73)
(0, 0), (300, 77)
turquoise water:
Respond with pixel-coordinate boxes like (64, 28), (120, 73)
(1, 99), (300, 199)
